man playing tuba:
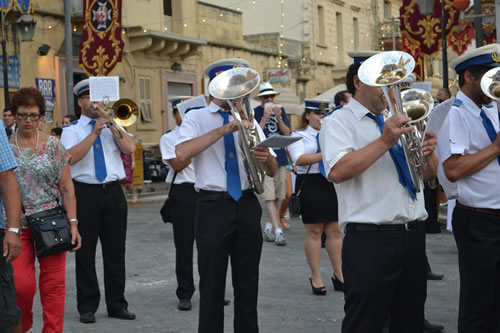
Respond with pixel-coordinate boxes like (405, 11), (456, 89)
(175, 58), (277, 333)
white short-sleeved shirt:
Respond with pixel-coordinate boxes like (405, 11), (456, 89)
(437, 91), (500, 208)
(61, 115), (127, 184)
(319, 97), (427, 230)
(176, 101), (271, 192)
(160, 126), (195, 185)
(435, 106), (458, 199)
(288, 126), (321, 174)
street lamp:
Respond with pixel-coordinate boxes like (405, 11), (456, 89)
(1, 6), (36, 107)
(416, 0), (448, 89)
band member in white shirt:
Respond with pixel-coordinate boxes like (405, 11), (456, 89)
(320, 52), (438, 333)
(437, 44), (500, 333)
(176, 58), (277, 333)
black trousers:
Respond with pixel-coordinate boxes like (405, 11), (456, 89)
(452, 206), (500, 333)
(196, 190), (263, 333)
(73, 180), (129, 314)
(341, 223), (426, 333)
(169, 183), (197, 301)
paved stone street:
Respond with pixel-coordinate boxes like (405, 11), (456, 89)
(30, 196), (459, 332)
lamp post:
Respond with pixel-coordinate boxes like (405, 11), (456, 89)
(417, 0), (448, 89)
(0, 2), (36, 108)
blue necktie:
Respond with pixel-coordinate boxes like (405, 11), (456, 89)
(479, 109), (500, 165)
(366, 113), (417, 199)
(89, 120), (107, 182)
(218, 111), (242, 201)
(315, 133), (327, 178)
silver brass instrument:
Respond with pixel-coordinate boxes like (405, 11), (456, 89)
(480, 67), (500, 100)
(401, 88), (434, 132)
(208, 67), (266, 194)
(358, 51), (427, 193)
(93, 98), (138, 138)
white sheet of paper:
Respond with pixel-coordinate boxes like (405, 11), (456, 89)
(256, 135), (302, 149)
(421, 98), (454, 144)
(177, 95), (208, 118)
(89, 76), (120, 102)
(411, 81), (433, 93)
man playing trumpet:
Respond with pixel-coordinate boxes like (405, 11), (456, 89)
(319, 51), (438, 333)
(61, 78), (136, 324)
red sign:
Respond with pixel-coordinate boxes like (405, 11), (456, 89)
(79, 0), (124, 76)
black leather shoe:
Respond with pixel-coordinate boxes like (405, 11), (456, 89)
(424, 319), (444, 332)
(79, 312), (96, 324)
(427, 271), (444, 280)
(108, 308), (136, 320)
(178, 299), (192, 311)
(224, 299), (231, 306)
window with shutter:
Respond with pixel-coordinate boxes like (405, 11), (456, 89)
(139, 77), (153, 122)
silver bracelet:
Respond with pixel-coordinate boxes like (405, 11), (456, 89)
(69, 218), (78, 224)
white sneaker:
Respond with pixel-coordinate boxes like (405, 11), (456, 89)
(263, 229), (275, 242)
(275, 232), (286, 246)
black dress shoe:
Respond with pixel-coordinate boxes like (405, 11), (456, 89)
(224, 299), (231, 306)
(79, 312), (96, 324)
(424, 319), (444, 332)
(108, 308), (136, 320)
(427, 271), (444, 280)
(178, 299), (192, 311)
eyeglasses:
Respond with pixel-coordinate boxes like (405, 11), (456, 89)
(16, 113), (41, 120)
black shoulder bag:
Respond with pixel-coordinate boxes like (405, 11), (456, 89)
(24, 200), (76, 258)
(160, 171), (177, 223)
(288, 165), (312, 217)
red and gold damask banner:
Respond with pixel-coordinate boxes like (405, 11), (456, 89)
(400, 0), (460, 58)
(79, 0), (124, 76)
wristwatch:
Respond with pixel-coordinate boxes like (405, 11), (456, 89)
(7, 227), (21, 236)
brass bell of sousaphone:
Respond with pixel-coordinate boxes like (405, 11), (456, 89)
(208, 67), (266, 194)
(480, 67), (500, 100)
(358, 50), (427, 193)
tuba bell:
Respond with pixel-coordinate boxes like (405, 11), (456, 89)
(358, 51), (427, 193)
(208, 67), (266, 194)
(480, 67), (500, 100)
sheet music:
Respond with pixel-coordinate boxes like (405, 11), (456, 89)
(89, 76), (120, 102)
(421, 98), (454, 144)
(256, 135), (302, 149)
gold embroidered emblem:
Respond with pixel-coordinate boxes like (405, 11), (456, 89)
(229, 152), (235, 159)
(319, 103), (326, 110)
(492, 53), (500, 63)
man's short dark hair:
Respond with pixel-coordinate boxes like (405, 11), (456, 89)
(438, 88), (451, 98)
(346, 64), (361, 96)
(334, 90), (349, 106)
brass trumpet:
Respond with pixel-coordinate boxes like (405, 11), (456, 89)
(93, 98), (138, 138)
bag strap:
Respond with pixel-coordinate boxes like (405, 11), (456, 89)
(295, 165), (312, 197)
(21, 197), (63, 215)
(168, 171), (178, 197)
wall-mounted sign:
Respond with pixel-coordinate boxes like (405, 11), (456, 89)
(0, 56), (20, 88)
(266, 68), (290, 84)
(35, 78), (56, 123)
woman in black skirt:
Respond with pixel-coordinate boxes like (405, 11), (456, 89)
(288, 99), (343, 295)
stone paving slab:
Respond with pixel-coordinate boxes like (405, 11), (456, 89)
(29, 200), (459, 332)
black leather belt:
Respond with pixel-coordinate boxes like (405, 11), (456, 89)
(172, 182), (195, 188)
(198, 189), (254, 200)
(73, 180), (120, 189)
(346, 221), (421, 232)
(456, 201), (500, 216)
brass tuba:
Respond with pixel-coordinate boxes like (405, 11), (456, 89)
(480, 67), (500, 100)
(358, 51), (427, 193)
(208, 67), (266, 194)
